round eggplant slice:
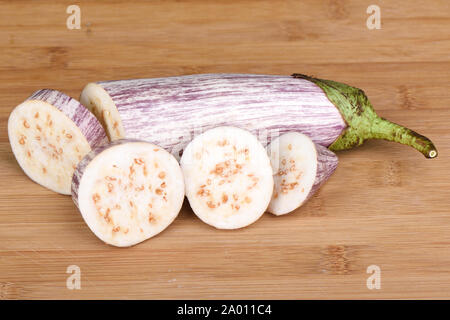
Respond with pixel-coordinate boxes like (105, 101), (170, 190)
(266, 132), (338, 215)
(8, 89), (107, 194)
(181, 126), (273, 229)
(72, 140), (185, 247)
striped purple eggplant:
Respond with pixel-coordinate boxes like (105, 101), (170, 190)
(80, 73), (437, 159)
(8, 89), (108, 195)
(266, 132), (338, 215)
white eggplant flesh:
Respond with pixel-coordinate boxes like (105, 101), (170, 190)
(180, 127), (273, 229)
(8, 89), (108, 194)
(266, 132), (338, 215)
(72, 140), (185, 247)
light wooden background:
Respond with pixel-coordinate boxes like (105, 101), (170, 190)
(0, 0), (449, 299)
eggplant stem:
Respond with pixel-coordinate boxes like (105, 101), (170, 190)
(369, 117), (438, 159)
(292, 73), (438, 159)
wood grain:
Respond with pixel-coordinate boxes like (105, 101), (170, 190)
(0, 0), (449, 299)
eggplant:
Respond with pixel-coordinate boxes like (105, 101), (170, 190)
(72, 139), (185, 247)
(8, 89), (108, 194)
(180, 126), (274, 229)
(80, 73), (437, 159)
(266, 132), (338, 216)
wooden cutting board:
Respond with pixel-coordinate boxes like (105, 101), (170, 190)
(0, 0), (449, 299)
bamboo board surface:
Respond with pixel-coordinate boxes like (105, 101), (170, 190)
(0, 0), (449, 299)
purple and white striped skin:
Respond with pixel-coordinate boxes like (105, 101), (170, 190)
(266, 132), (338, 216)
(80, 74), (347, 158)
(8, 89), (108, 195)
(72, 139), (185, 247)
(309, 144), (338, 199)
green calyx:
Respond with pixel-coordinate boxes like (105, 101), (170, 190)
(292, 74), (438, 159)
